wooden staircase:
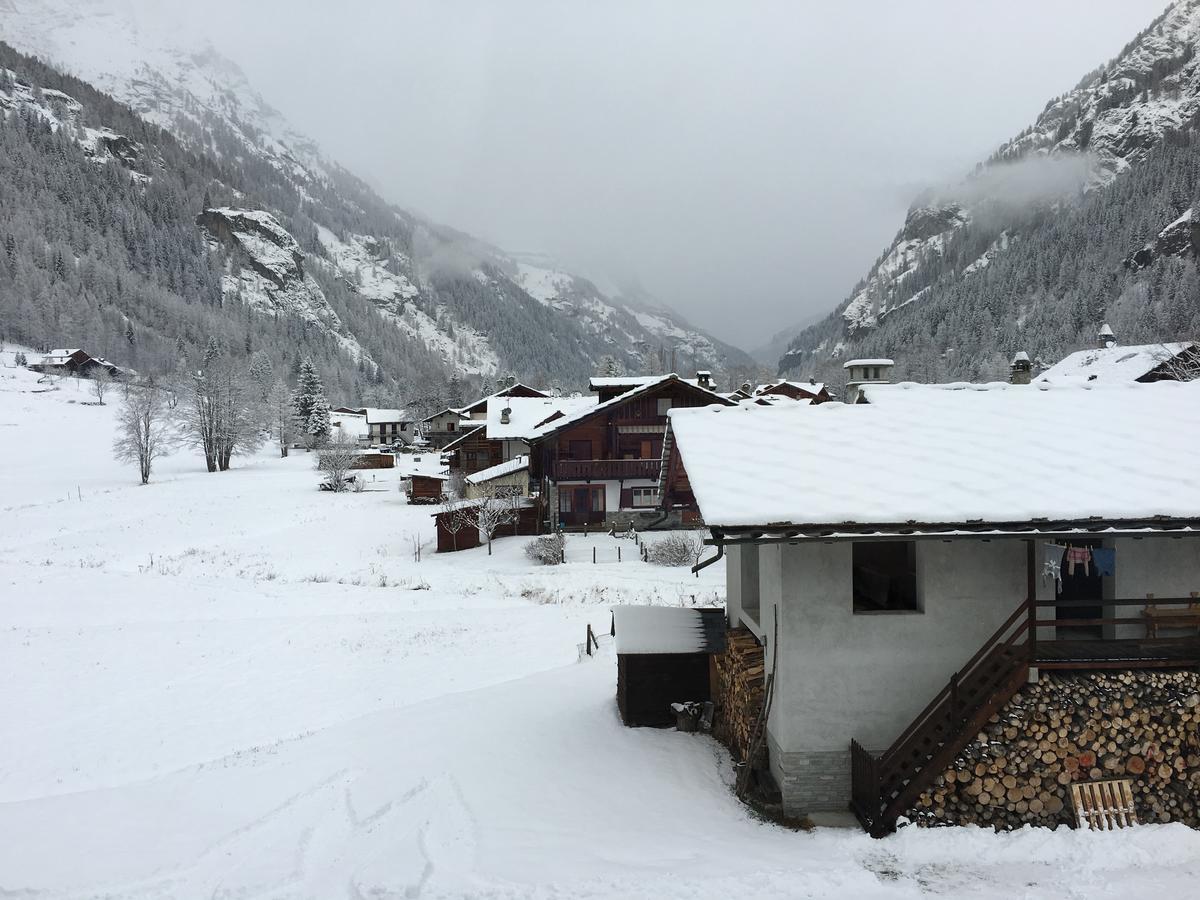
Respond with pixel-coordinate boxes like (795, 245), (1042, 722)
(851, 600), (1032, 837)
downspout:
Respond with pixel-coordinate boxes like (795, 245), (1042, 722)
(691, 528), (725, 574)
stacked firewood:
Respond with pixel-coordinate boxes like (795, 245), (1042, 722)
(712, 629), (766, 766)
(909, 671), (1200, 829)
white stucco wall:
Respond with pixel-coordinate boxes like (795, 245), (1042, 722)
(765, 539), (1034, 756)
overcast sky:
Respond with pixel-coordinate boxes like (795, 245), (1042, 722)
(158, 0), (1164, 351)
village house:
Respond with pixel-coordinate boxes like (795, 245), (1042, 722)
(753, 379), (831, 403)
(29, 348), (123, 378)
(663, 380), (1200, 835)
(421, 382), (548, 448)
(362, 408), (411, 445)
(446, 394), (597, 478)
(527, 373), (734, 530)
(1037, 324), (1198, 384)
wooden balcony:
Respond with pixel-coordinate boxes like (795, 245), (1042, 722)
(553, 458), (661, 481)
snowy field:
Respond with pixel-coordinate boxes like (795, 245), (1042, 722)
(2, 355), (1199, 898)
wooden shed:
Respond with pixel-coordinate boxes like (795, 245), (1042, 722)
(613, 606), (726, 727)
(405, 472), (449, 504)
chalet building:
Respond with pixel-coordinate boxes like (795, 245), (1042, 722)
(528, 374), (734, 529)
(1038, 325), (1198, 384)
(420, 407), (470, 448)
(422, 382), (549, 448)
(753, 379), (831, 404)
(29, 348), (122, 378)
(664, 380), (1200, 835)
(361, 408), (411, 445)
(442, 425), (497, 475)
(588, 372), (710, 404)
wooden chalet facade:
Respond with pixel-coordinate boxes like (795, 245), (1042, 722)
(528, 375), (734, 529)
(30, 348), (122, 378)
(444, 425), (504, 477)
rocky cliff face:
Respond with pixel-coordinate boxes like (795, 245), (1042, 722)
(197, 208), (351, 340)
(780, 0), (1200, 380)
(0, 0), (748, 387)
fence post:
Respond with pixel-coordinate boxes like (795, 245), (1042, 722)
(593, 546), (597, 564)
(618, 546), (621, 562)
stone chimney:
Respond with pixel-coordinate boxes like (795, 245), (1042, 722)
(500, 405), (511, 425)
(1009, 351), (1032, 385)
(741, 380), (752, 395)
(695, 370), (713, 389)
(1098, 323), (1116, 349)
(842, 358), (894, 404)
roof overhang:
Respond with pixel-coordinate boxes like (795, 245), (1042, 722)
(705, 518), (1200, 545)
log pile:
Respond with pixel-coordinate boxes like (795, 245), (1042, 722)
(908, 671), (1200, 829)
(712, 628), (766, 767)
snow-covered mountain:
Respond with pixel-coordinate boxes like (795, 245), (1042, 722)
(780, 0), (1200, 381)
(0, 0), (749, 389)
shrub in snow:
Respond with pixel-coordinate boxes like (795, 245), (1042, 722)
(645, 531), (703, 567)
(525, 532), (565, 565)
(316, 435), (361, 492)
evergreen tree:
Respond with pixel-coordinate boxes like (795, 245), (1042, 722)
(290, 358), (331, 449)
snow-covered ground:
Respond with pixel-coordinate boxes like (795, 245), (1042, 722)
(2, 354), (1199, 898)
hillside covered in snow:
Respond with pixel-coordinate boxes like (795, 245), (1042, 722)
(0, 0), (751, 399)
(780, 0), (1200, 385)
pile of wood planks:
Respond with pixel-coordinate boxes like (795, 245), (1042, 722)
(712, 628), (766, 768)
(908, 670), (1200, 829)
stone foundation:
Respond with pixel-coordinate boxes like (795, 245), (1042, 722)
(769, 738), (850, 814)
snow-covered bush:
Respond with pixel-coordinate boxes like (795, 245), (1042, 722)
(645, 531), (703, 567)
(525, 532), (565, 565)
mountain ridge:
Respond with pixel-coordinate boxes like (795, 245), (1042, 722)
(778, 0), (1200, 384)
(0, 0), (751, 394)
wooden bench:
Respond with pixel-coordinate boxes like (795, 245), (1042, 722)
(1143, 592), (1200, 639)
(1071, 779), (1138, 830)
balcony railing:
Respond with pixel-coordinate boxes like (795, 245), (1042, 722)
(553, 458), (661, 481)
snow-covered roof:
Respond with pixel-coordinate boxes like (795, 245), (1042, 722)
(612, 606), (726, 655)
(668, 381), (1200, 531)
(1037, 342), (1195, 384)
(465, 455), (529, 485)
(330, 412), (369, 439)
(533, 374), (734, 442)
(484, 396), (599, 440)
(589, 374), (699, 391)
(754, 380), (826, 397)
(843, 358), (894, 368)
(455, 383), (548, 415)
(363, 408), (405, 424)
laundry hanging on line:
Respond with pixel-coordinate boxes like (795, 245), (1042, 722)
(1091, 547), (1116, 577)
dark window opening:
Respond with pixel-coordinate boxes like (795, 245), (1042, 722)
(853, 542), (919, 613)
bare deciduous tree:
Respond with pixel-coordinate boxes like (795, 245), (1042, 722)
(316, 434), (361, 492)
(179, 354), (265, 472)
(113, 384), (171, 484)
(437, 496), (473, 550)
(1155, 340), (1200, 381)
(268, 378), (293, 457)
(90, 367), (112, 405)
(468, 486), (522, 555)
